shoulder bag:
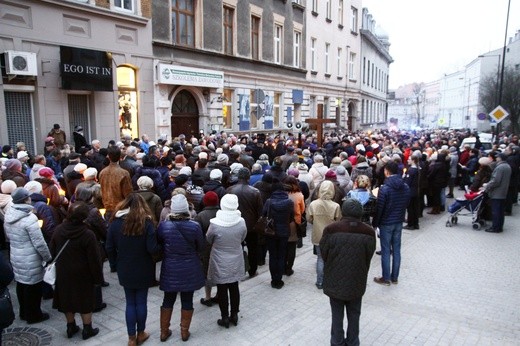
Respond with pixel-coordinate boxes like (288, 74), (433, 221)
(0, 287), (15, 328)
(43, 239), (70, 286)
(255, 201), (276, 237)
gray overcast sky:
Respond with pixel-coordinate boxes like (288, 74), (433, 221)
(362, 0), (520, 89)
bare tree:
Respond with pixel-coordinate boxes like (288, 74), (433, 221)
(411, 83), (425, 127)
(480, 66), (520, 134)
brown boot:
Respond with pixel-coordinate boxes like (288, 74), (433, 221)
(136, 331), (150, 345)
(160, 307), (173, 342)
(180, 309), (194, 342)
(128, 335), (137, 346)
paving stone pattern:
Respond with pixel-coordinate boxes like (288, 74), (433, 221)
(5, 202), (520, 345)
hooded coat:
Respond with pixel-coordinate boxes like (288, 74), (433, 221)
(4, 203), (52, 284)
(134, 190), (163, 222)
(50, 220), (103, 313)
(307, 181), (342, 245)
(372, 174), (410, 228)
(30, 193), (58, 243)
(206, 211), (247, 285)
(262, 190), (294, 238)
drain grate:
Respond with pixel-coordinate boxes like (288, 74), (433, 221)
(2, 327), (52, 346)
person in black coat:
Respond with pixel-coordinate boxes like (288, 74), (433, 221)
(320, 199), (376, 346)
(427, 153), (450, 214)
(0, 253), (15, 344)
(106, 193), (160, 345)
(403, 155), (421, 230)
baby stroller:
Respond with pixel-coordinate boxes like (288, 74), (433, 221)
(445, 190), (486, 230)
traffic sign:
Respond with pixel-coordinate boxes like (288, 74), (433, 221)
(489, 105), (509, 124)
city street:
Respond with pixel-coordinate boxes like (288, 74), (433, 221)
(4, 199), (520, 345)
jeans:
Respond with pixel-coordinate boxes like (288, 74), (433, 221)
(266, 236), (288, 283)
(329, 296), (362, 346)
(216, 282), (240, 318)
(490, 198), (505, 231)
(162, 291), (194, 310)
(124, 287), (148, 336)
(315, 245), (324, 286)
(379, 223), (403, 282)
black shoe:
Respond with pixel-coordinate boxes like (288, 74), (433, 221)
(271, 280), (284, 289)
(93, 303), (107, 313)
(230, 313), (238, 326)
(27, 312), (50, 324)
(485, 228), (502, 233)
(200, 298), (213, 307)
(284, 269), (294, 276)
(315, 283), (323, 289)
(82, 324), (99, 340)
(67, 322), (80, 338)
(446, 194), (454, 198)
(376, 250), (381, 255)
(248, 271), (258, 278)
(403, 225), (415, 230)
(101, 281), (110, 287)
(217, 317), (230, 328)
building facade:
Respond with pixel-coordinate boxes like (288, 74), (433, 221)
(0, 0), (155, 153)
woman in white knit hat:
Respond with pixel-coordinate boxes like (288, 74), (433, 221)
(206, 194), (247, 328)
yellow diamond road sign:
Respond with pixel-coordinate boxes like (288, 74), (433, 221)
(489, 105), (509, 124)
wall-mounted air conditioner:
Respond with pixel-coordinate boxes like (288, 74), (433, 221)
(5, 51), (38, 76)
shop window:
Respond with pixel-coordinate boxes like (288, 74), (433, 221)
(117, 66), (138, 139)
(222, 88), (233, 129)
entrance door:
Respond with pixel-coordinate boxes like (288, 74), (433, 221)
(171, 90), (199, 138)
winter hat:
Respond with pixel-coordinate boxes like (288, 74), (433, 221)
(2, 145), (12, 154)
(325, 170), (337, 180)
(11, 187), (30, 204)
(287, 168), (299, 177)
(331, 157), (342, 166)
(24, 181), (43, 195)
(366, 152), (374, 159)
(355, 175), (370, 189)
(4, 159), (21, 171)
(220, 194), (239, 211)
(259, 154), (269, 161)
(53, 124), (60, 130)
(230, 163), (243, 175)
(210, 169), (223, 180)
(175, 174), (189, 186)
(217, 154), (229, 165)
(1, 180), (17, 194)
(449, 146), (457, 153)
(199, 152), (208, 160)
(302, 149), (311, 157)
(297, 163), (308, 172)
(336, 166), (346, 176)
(202, 191), (219, 207)
(341, 198), (363, 218)
(83, 167), (98, 180)
(16, 151), (28, 160)
(179, 166), (192, 176)
(74, 163), (88, 174)
(170, 194), (189, 214)
(137, 176), (154, 190)
(38, 167), (54, 178)
(497, 152), (508, 161)
(314, 154), (324, 162)
(74, 125), (83, 132)
(478, 157), (492, 166)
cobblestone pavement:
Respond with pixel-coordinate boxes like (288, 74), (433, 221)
(5, 199), (520, 345)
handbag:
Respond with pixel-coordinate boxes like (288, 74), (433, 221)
(255, 201), (276, 236)
(43, 239), (70, 286)
(0, 287), (15, 329)
(298, 214), (308, 238)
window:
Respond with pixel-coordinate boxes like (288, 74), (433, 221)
(363, 57), (366, 84)
(338, 0), (343, 26)
(273, 93), (281, 127)
(326, 0), (331, 20)
(293, 31), (301, 68)
(223, 6), (234, 55)
(311, 38), (317, 71)
(337, 48), (342, 76)
(324, 97), (329, 117)
(350, 7), (358, 33)
(114, 0), (132, 11)
(348, 52), (356, 80)
(251, 16), (260, 60)
(172, 0), (195, 46)
(325, 43), (330, 75)
(274, 25), (283, 64)
(222, 89), (233, 129)
(371, 62), (375, 87)
(117, 66), (138, 139)
(367, 59), (370, 86)
(312, 0), (318, 13)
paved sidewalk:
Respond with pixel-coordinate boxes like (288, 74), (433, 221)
(5, 202), (520, 345)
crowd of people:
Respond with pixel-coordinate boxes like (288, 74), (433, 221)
(0, 124), (519, 345)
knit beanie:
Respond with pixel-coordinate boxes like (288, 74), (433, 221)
(11, 187), (30, 204)
(220, 194), (239, 211)
(217, 154), (229, 165)
(137, 176), (154, 190)
(83, 167), (98, 180)
(202, 191), (219, 207)
(171, 194), (189, 214)
(24, 181), (43, 195)
(1, 180), (17, 194)
(74, 163), (88, 174)
(38, 167), (54, 178)
(210, 169), (223, 180)
(179, 166), (192, 176)
(341, 198), (363, 218)
(5, 159), (21, 171)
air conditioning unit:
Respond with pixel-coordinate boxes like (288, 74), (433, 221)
(5, 51), (38, 76)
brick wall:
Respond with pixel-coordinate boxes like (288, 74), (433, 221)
(141, 0), (151, 18)
(95, 0), (109, 9)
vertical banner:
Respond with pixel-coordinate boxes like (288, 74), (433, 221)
(238, 94), (250, 131)
(264, 95), (274, 130)
(287, 106), (293, 123)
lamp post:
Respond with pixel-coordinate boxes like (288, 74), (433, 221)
(497, 0), (511, 138)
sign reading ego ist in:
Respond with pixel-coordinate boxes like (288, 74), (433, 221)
(60, 46), (113, 92)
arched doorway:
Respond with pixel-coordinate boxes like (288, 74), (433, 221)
(171, 90), (199, 138)
(347, 101), (356, 130)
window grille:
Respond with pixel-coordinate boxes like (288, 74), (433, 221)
(4, 91), (35, 154)
(68, 94), (90, 143)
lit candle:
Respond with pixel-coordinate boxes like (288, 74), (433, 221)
(47, 198), (50, 205)
(99, 208), (106, 218)
(58, 189), (66, 196)
(38, 219), (43, 228)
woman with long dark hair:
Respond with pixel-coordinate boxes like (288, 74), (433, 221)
(106, 193), (160, 346)
(157, 194), (205, 342)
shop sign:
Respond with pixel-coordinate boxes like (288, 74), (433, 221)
(60, 46), (113, 91)
(158, 63), (223, 89)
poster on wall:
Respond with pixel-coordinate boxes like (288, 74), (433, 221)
(264, 95), (274, 130)
(238, 94), (250, 131)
